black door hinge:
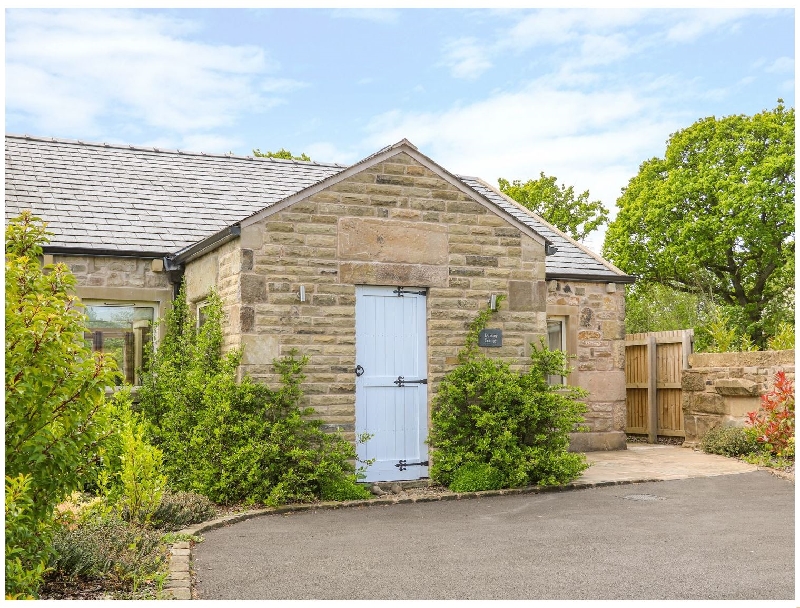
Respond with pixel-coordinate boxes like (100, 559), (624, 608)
(395, 459), (429, 471)
(393, 287), (427, 297)
(393, 376), (427, 387)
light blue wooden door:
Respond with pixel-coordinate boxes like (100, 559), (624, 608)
(355, 286), (428, 482)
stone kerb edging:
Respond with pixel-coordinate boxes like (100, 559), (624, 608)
(162, 477), (664, 600)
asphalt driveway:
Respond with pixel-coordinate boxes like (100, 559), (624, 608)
(193, 471), (794, 600)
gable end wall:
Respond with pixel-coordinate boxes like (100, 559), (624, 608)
(187, 153), (548, 437)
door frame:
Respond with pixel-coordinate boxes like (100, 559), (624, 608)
(354, 285), (429, 482)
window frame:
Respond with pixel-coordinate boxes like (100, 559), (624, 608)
(546, 316), (568, 386)
(196, 299), (211, 329)
(81, 299), (159, 386)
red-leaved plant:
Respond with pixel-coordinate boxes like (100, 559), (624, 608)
(746, 371), (795, 458)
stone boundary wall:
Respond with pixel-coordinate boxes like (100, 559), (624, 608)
(682, 349), (795, 447)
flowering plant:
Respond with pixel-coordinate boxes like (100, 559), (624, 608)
(746, 371), (795, 458)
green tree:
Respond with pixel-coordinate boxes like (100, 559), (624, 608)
(5, 212), (118, 596)
(498, 173), (609, 242)
(253, 148), (311, 161)
(625, 282), (711, 335)
(603, 101), (795, 347)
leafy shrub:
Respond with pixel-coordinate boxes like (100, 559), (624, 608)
(746, 371), (795, 458)
(85, 390), (168, 526)
(319, 477), (372, 502)
(48, 515), (167, 589)
(700, 426), (762, 457)
(5, 474), (52, 599)
(54, 492), (113, 529)
(449, 463), (505, 493)
(116, 399), (167, 526)
(428, 301), (589, 490)
(148, 490), (217, 531)
(138, 288), (362, 506)
(5, 213), (118, 597)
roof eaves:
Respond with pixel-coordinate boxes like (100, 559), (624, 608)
(42, 245), (169, 258)
(546, 271), (637, 284)
(167, 223), (242, 268)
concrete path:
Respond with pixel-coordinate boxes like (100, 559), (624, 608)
(578, 444), (759, 484)
(189, 445), (793, 601)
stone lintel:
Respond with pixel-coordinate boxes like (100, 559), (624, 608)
(338, 262), (448, 287)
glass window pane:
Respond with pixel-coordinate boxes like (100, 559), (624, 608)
(547, 320), (563, 352)
(546, 318), (565, 386)
(84, 305), (154, 385)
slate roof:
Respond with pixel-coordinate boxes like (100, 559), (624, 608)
(5, 135), (344, 255)
(458, 177), (631, 282)
(5, 134), (632, 282)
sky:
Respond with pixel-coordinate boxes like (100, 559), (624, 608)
(4, 7), (795, 253)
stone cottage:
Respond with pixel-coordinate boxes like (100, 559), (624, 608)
(5, 134), (634, 482)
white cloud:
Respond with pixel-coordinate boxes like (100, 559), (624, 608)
(361, 79), (683, 252)
(303, 141), (360, 166)
(503, 9), (645, 51)
(5, 9), (300, 141)
(440, 38), (493, 80)
(576, 33), (632, 67)
(765, 56), (794, 74)
(443, 8), (769, 86)
(664, 8), (754, 43)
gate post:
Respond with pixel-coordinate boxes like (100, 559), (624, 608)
(647, 334), (658, 444)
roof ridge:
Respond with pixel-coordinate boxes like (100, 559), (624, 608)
(4, 133), (347, 169)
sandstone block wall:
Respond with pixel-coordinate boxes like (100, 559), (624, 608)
(182, 240), (242, 353)
(56, 254), (171, 291)
(50, 254), (174, 340)
(547, 279), (627, 449)
(187, 152), (547, 436)
(682, 350), (795, 447)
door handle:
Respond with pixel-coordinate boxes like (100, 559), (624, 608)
(355, 365), (365, 377)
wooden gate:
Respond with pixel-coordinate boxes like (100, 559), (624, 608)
(625, 330), (693, 442)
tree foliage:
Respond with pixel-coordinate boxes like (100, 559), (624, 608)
(253, 147), (311, 161)
(624, 282), (712, 336)
(498, 172), (609, 242)
(5, 212), (118, 597)
(603, 101), (795, 347)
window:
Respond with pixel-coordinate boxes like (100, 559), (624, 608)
(547, 317), (566, 386)
(197, 300), (210, 328)
(83, 302), (155, 385)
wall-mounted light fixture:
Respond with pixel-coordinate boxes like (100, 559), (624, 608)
(545, 244), (558, 256)
(298, 285), (306, 302)
(489, 294), (498, 311)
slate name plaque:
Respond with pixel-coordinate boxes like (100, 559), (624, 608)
(478, 329), (503, 347)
